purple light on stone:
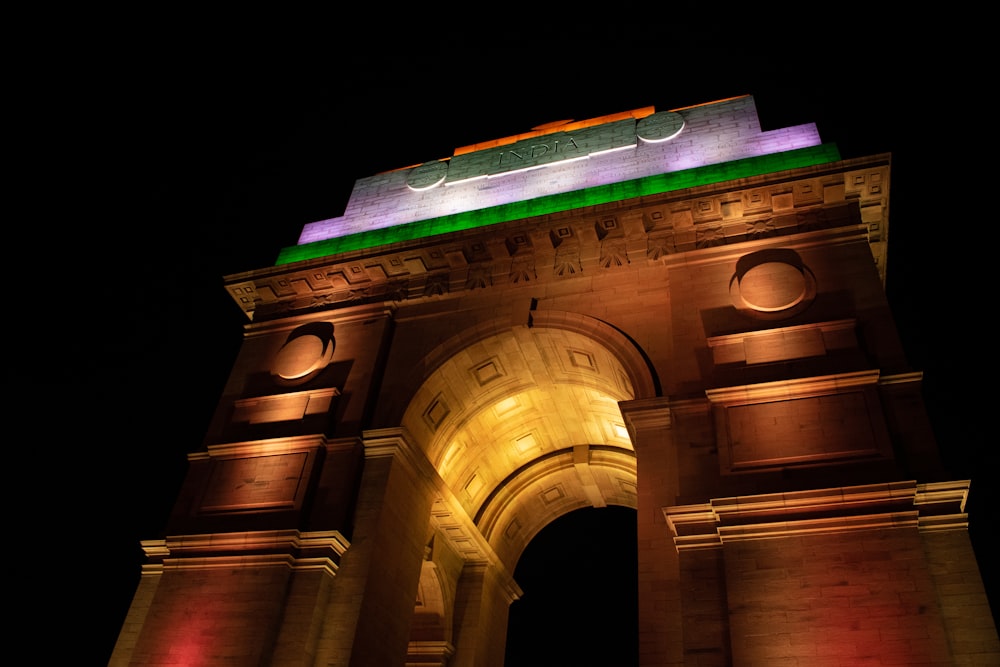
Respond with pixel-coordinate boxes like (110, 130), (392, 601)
(296, 97), (823, 247)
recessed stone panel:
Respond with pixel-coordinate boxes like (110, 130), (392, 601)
(707, 372), (893, 473)
(567, 348), (597, 371)
(504, 517), (522, 540)
(471, 357), (505, 386)
(200, 452), (309, 512)
(540, 484), (566, 504)
(423, 394), (451, 431)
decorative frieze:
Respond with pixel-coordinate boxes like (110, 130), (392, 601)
(226, 157), (887, 321)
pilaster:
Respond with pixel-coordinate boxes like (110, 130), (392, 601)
(312, 428), (438, 667)
(620, 397), (683, 666)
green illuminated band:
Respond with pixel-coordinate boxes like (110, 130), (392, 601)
(276, 144), (842, 266)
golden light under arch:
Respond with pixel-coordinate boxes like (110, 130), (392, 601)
(398, 313), (657, 570)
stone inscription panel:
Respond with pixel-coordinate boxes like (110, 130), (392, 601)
(721, 392), (883, 472)
(445, 119), (638, 183)
(200, 452), (309, 512)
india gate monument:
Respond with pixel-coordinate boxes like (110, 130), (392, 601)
(108, 95), (1000, 666)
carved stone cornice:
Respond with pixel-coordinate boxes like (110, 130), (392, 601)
(224, 154), (890, 322)
(664, 480), (970, 551)
(140, 529), (350, 577)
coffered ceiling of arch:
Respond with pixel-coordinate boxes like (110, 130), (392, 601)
(401, 324), (640, 566)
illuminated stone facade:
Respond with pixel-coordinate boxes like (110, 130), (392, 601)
(109, 96), (999, 666)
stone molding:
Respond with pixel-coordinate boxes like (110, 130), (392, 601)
(225, 155), (890, 321)
(140, 529), (350, 576)
(664, 480), (970, 551)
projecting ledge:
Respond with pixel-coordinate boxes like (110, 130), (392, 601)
(705, 319), (857, 366)
(141, 529), (350, 564)
(663, 480), (971, 551)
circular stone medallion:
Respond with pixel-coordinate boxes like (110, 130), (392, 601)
(406, 160), (449, 191)
(272, 335), (330, 381)
(636, 111), (685, 143)
(739, 262), (808, 312)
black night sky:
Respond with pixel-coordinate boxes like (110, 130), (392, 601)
(41, 12), (995, 665)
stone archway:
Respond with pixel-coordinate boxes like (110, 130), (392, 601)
(395, 314), (656, 664)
